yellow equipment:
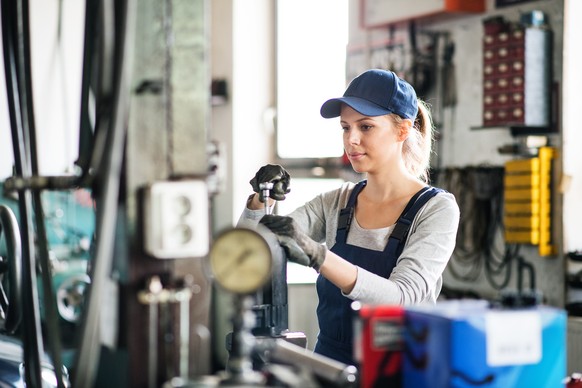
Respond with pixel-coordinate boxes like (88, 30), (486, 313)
(504, 147), (555, 256)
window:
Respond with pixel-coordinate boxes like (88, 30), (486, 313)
(276, 0), (348, 159)
(276, 0), (351, 283)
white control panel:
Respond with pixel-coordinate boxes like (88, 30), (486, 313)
(144, 180), (209, 259)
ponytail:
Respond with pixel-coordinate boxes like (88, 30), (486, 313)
(397, 99), (434, 183)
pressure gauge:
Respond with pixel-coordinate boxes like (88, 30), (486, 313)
(209, 227), (273, 294)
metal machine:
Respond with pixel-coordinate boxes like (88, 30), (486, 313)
(207, 225), (358, 387)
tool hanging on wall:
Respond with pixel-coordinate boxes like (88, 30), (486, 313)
(407, 21), (437, 98)
(441, 36), (457, 108)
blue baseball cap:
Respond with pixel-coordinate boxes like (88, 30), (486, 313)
(320, 69), (418, 120)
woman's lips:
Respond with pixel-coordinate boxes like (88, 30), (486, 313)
(348, 152), (365, 161)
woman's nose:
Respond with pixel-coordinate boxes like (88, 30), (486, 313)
(346, 129), (360, 145)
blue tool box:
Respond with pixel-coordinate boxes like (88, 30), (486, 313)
(403, 300), (566, 388)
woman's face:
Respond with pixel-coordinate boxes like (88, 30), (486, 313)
(340, 105), (406, 174)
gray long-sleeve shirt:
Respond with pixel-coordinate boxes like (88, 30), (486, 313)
(238, 181), (460, 306)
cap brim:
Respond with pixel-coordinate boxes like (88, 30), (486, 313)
(320, 96), (392, 118)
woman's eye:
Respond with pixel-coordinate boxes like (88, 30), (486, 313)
(341, 126), (349, 131)
(360, 124), (372, 131)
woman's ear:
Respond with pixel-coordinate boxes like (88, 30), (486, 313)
(397, 120), (413, 141)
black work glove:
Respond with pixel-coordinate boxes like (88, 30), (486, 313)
(260, 215), (326, 271)
(250, 164), (291, 202)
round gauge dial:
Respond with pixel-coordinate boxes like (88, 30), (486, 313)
(209, 228), (273, 294)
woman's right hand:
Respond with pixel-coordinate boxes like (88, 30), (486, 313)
(249, 164), (291, 202)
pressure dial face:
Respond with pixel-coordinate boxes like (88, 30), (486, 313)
(209, 227), (273, 294)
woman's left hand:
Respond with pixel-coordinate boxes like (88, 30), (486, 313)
(259, 215), (326, 270)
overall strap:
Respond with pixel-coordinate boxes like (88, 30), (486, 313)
(384, 187), (442, 259)
(335, 180), (367, 244)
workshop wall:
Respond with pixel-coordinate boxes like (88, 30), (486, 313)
(429, 0), (565, 306)
(346, 0), (566, 306)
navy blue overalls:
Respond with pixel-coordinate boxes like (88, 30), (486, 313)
(314, 180), (442, 365)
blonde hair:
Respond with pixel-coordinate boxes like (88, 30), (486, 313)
(391, 99), (434, 183)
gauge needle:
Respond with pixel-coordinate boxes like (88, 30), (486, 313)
(217, 248), (253, 280)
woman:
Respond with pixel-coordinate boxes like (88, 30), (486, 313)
(239, 69), (460, 365)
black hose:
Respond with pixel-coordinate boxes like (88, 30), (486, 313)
(16, 0), (67, 384)
(1, 1), (44, 385)
(439, 167), (518, 290)
(517, 256), (536, 292)
(484, 244), (519, 291)
(76, 0), (102, 175)
(0, 205), (22, 334)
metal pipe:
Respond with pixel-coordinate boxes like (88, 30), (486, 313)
(175, 286), (192, 379)
(137, 276), (163, 388)
(74, 1), (137, 386)
(264, 338), (359, 387)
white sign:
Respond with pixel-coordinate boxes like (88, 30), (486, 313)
(485, 311), (542, 366)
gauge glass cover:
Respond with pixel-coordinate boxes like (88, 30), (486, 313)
(210, 228), (272, 294)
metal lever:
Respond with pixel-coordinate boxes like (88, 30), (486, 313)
(259, 182), (274, 215)
(255, 338), (359, 386)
